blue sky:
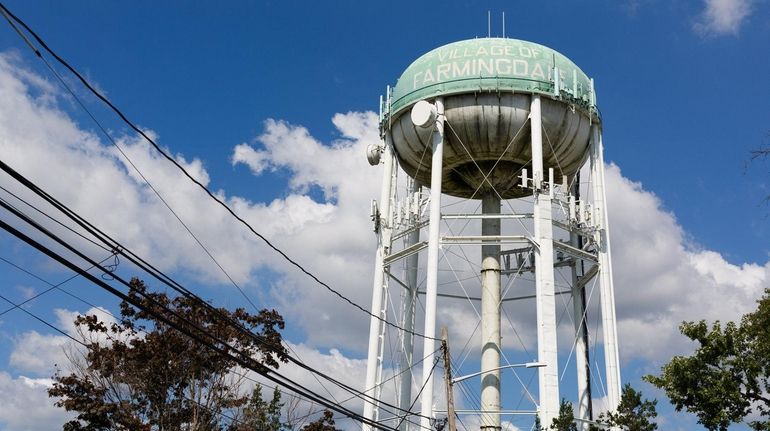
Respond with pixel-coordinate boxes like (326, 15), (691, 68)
(9, 0), (768, 260)
(0, 1), (769, 430)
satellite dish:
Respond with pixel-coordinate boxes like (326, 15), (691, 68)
(366, 144), (382, 166)
(410, 100), (436, 128)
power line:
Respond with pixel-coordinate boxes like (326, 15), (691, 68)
(0, 288), (243, 429)
(0, 158), (424, 423)
(0, 4), (437, 420)
(0, 170), (408, 430)
(1, 47), (341, 406)
(0, 292), (85, 347)
(0, 2), (438, 343)
(0, 157), (288, 353)
(395, 357), (440, 431)
(0, 252), (342, 429)
(0, 285), (252, 429)
(0, 211), (395, 431)
(0, 187), (391, 429)
(0, 184), (110, 253)
(305, 346), (442, 417)
(0, 252), (115, 317)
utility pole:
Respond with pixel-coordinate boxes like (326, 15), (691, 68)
(441, 327), (457, 431)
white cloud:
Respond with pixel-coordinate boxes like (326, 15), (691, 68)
(231, 142), (272, 175)
(234, 341), (436, 431)
(0, 51), (342, 290)
(605, 164), (769, 362)
(9, 330), (69, 375)
(3, 47), (770, 430)
(9, 306), (116, 376)
(226, 99), (770, 416)
(230, 113), (389, 350)
(270, 342), (370, 408)
(694, 0), (753, 35)
(0, 371), (73, 431)
(0, 49), (488, 357)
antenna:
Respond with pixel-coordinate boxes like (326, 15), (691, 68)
(502, 11), (506, 38)
(488, 10), (491, 38)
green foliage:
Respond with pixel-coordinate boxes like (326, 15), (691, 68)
(535, 385), (657, 431)
(644, 288), (770, 431)
(48, 277), (288, 431)
(597, 383), (658, 431)
(533, 415), (543, 431)
(234, 386), (284, 431)
(550, 399), (578, 431)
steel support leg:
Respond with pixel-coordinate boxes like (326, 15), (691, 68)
(590, 125), (621, 413)
(571, 220), (592, 428)
(398, 179), (421, 431)
(363, 134), (395, 430)
(419, 97), (445, 431)
(531, 95), (560, 427)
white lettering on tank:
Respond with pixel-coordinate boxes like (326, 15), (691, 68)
(478, 58), (493, 75)
(410, 43), (573, 90)
(422, 69), (435, 84)
(513, 59), (528, 76)
(437, 63), (451, 81)
(496, 58), (512, 75)
(452, 61), (471, 77)
(531, 63), (545, 80)
(413, 72), (423, 89)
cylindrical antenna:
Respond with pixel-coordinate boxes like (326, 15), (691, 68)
(488, 10), (491, 38)
(502, 11), (506, 38)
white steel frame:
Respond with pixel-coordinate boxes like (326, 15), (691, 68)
(362, 93), (621, 431)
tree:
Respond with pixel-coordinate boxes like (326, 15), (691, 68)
(48, 277), (288, 430)
(301, 410), (338, 431)
(234, 385), (284, 431)
(596, 383), (658, 431)
(644, 288), (770, 431)
(550, 399), (578, 431)
(536, 385), (657, 431)
(751, 141), (770, 202)
(533, 415), (543, 431)
(751, 141), (770, 160)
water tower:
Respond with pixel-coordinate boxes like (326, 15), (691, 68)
(363, 38), (620, 430)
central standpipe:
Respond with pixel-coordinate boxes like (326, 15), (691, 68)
(480, 194), (502, 430)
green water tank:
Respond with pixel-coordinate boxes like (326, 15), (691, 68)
(384, 38), (599, 199)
